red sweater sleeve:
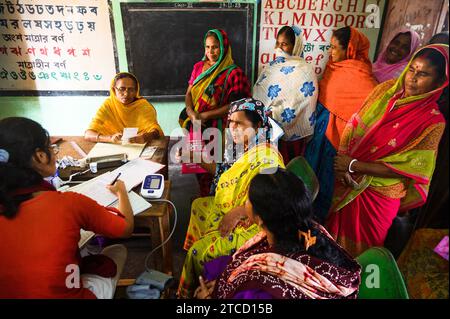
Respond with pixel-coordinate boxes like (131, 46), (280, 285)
(66, 192), (127, 238)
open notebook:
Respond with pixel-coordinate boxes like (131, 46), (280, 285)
(109, 191), (152, 216)
(66, 158), (165, 205)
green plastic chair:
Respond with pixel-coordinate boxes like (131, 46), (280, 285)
(356, 247), (409, 299)
(286, 156), (319, 201)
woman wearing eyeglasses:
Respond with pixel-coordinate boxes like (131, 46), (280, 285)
(84, 72), (163, 144)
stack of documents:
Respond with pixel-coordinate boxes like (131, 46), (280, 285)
(87, 142), (146, 161)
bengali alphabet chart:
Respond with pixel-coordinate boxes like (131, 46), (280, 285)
(0, 0), (116, 91)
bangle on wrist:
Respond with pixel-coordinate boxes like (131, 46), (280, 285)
(348, 159), (358, 173)
(96, 133), (101, 142)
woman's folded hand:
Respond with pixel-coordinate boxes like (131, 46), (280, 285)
(218, 206), (247, 237)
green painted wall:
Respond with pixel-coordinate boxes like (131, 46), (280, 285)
(0, 0), (257, 136)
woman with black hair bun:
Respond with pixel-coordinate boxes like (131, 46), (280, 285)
(194, 169), (361, 299)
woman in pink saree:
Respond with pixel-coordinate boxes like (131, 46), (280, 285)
(327, 44), (449, 257)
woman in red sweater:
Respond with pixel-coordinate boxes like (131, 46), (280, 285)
(0, 117), (133, 298)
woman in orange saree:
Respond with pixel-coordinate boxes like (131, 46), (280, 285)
(304, 26), (377, 222)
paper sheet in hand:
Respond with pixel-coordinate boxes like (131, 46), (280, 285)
(110, 191), (152, 216)
(87, 142), (145, 161)
(64, 171), (118, 206)
(122, 127), (138, 140)
(110, 158), (165, 191)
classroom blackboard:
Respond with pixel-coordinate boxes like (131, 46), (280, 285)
(121, 2), (255, 100)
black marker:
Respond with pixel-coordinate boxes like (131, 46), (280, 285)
(110, 172), (122, 185)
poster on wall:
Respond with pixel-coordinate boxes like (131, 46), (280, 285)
(0, 0), (117, 94)
(257, 0), (386, 77)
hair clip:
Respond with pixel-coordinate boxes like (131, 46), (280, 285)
(298, 229), (317, 251)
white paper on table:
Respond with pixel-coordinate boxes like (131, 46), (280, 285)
(110, 191), (152, 216)
(110, 158), (165, 191)
(64, 171), (118, 206)
(140, 146), (158, 159)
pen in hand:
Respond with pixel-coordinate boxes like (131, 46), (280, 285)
(110, 172), (122, 186)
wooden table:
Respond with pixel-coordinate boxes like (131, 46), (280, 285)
(55, 136), (173, 274)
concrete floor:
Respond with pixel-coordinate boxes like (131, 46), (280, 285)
(115, 141), (199, 295)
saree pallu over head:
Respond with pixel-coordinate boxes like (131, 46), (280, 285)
(88, 72), (163, 136)
(319, 27), (378, 149)
(210, 97), (279, 194)
(213, 230), (361, 299)
(373, 29), (421, 83)
(253, 25), (318, 141)
(183, 29), (248, 129)
(332, 44), (449, 213)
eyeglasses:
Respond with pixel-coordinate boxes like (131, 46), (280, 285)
(50, 144), (59, 155)
(115, 87), (136, 94)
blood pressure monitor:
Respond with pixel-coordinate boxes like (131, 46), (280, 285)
(140, 174), (164, 199)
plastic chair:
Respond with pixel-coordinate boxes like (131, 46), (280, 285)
(356, 247), (409, 299)
(286, 156), (319, 201)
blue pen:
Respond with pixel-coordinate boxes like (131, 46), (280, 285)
(110, 172), (122, 185)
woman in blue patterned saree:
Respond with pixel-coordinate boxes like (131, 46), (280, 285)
(253, 25), (318, 164)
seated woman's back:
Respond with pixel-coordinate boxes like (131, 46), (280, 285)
(198, 169), (361, 299)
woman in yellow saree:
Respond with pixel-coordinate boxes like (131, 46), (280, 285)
(177, 98), (285, 298)
(85, 72), (163, 144)
(327, 44), (449, 257)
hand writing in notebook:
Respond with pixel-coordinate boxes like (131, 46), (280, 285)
(106, 179), (127, 197)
